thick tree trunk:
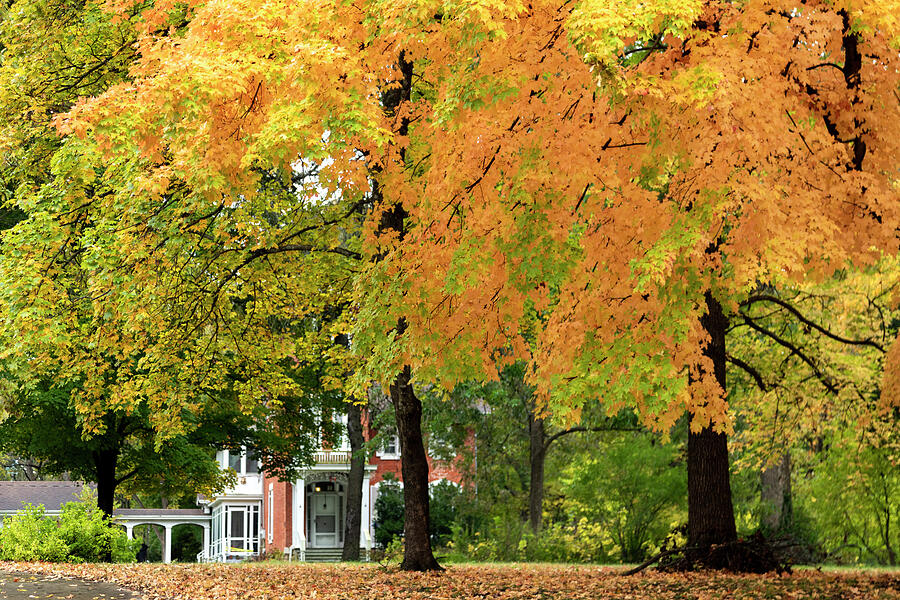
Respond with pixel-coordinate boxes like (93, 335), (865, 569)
(94, 448), (118, 519)
(342, 402), (366, 561)
(760, 453), (792, 533)
(687, 292), (738, 550)
(528, 413), (546, 534)
(390, 365), (442, 571)
(93, 447), (119, 562)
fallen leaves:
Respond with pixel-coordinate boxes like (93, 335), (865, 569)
(2, 562), (899, 600)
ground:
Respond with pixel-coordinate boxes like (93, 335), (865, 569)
(2, 562), (899, 600)
(0, 569), (139, 600)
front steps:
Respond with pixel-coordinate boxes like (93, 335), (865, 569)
(290, 548), (371, 562)
(304, 548), (343, 562)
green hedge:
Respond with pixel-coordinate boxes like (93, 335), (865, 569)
(0, 490), (139, 562)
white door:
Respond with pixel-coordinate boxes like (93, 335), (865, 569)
(311, 493), (339, 547)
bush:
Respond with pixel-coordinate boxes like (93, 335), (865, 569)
(429, 480), (462, 547)
(447, 516), (612, 563)
(0, 490), (139, 563)
(0, 504), (69, 561)
(374, 476), (467, 550)
(373, 475), (405, 549)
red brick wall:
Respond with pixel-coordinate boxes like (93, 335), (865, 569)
(263, 476), (293, 554)
(369, 454), (464, 486)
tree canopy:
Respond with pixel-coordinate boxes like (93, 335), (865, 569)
(0, 0), (898, 570)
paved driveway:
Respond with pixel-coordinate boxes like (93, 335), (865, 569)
(0, 570), (141, 600)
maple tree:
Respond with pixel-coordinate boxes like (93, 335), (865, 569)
(345, 0), (900, 566)
(2, 0), (897, 571)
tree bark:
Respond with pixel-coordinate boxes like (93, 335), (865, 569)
(93, 447), (119, 562)
(342, 402), (366, 561)
(93, 448), (118, 519)
(760, 453), (792, 533)
(371, 50), (440, 571)
(390, 365), (442, 571)
(528, 413), (546, 534)
(687, 292), (738, 550)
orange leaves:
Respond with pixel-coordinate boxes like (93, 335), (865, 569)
(65, 0), (386, 199)
(880, 333), (900, 414)
(7, 562), (900, 600)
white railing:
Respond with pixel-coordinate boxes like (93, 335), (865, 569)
(312, 451), (351, 464)
(287, 532), (307, 562)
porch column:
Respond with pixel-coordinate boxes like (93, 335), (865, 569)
(360, 473), (371, 547)
(294, 477), (305, 548)
(201, 524), (210, 562)
(163, 524), (173, 564)
(125, 523), (134, 539)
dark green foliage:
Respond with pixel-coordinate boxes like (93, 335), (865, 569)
(171, 524), (203, 562)
(429, 480), (462, 546)
(0, 381), (246, 505)
(373, 475), (405, 549)
(373, 475), (467, 550)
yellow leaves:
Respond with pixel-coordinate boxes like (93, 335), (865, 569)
(568, 0), (704, 64)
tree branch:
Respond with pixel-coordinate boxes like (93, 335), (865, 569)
(726, 354), (769, 392)
(544, 425), (641, 451)
(740, 314), (839, 395)
(742, 294), (885, 352)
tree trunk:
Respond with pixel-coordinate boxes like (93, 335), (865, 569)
(22, 458), (38, 481)
(342, 402), (366, 561)
(528, 413), (546, 534)
(390, 365), (442, 571)
(93, 448), (118, 519)
(687, 292), (738, 550)
(372, 50), (439, 571)
(760, 453), (792, 533)
(93, 447), (119, 562)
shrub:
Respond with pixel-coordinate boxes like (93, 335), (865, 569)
(373, 475), (404, 549)
(0, 490), (138, 563)
(429, 480), (462, 547)
(58, 492), (139, 562)
(0, 504), (69, 561)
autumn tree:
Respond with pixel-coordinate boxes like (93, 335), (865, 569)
(11, 0), (898, 571)
(346, 0), (900, 568)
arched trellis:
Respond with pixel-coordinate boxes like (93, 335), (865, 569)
(113, 509), (211, 563)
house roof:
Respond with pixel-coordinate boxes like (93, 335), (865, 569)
(0, 480), (91, 512)
(115, 508), (206, 516)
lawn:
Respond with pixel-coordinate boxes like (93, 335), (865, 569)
(3, 562), (900, 600)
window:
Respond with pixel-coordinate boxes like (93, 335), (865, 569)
(228, 451), (242, 473)
(378, 435), (400, 458)
(428, 430), (455, 461)
(224, 448), (259, 476)
(320, 414), (351, 451)
(246, 452), (259, 475)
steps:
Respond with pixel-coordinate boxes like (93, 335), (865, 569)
(299, 548), (343, 562)
(291, 547), (372, 562)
